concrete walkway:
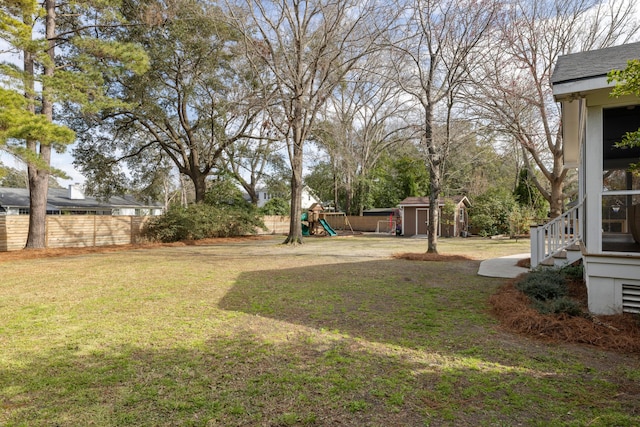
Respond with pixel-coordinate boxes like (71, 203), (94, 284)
(477, 253), (530, 278)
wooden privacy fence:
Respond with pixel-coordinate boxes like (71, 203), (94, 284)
(259, 216), (291, 235)
(335, 215), (389, 232)
(0, 214), (392, 251)
(0, 215), (148, 251)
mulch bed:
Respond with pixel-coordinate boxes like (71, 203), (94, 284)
(490, 277), (640, 354)
(0, 236), (272, 263)
(392, 252), (475, 262)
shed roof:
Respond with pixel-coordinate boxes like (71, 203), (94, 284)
(398, 196), (469, 207)
(551, 42), (640, 85)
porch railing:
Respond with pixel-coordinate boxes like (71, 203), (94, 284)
(530, 198), (584, 268)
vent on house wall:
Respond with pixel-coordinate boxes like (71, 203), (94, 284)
(622, 283), (640, 314)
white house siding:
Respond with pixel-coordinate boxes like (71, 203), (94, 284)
(583, 255), (640, 314)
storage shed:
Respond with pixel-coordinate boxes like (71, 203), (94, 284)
(398, 196), (470, 237)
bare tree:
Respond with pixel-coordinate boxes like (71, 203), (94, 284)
(222, 119), (284, 206)
(390, 0), (498, 253)
(229, 0), (394, 244)
(314, 56), (416, 215)
(471, 0), (639, 217)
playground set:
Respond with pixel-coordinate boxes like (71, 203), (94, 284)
(302, 203), (353, 237)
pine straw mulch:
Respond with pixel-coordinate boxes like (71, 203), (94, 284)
(490, 276), (640, 354)
(392, 252), (475, 262)
(0, 235), (272, 263)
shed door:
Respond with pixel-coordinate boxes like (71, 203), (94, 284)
(417, 209), (428, 235)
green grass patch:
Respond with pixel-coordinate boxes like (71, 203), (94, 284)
(0, 236), (637, 426)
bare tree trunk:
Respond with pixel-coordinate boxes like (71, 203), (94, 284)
(284, 140), (304, 244)
(180, 174), (188, 207)
(427, 174), (441, 253)
(345, 173), (352, 215)
(425, 109), (440, 253)
(192, 172), (208, 204)
(333, 161), (339, 211)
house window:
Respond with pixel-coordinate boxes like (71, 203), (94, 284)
(601, 106), (640, 253)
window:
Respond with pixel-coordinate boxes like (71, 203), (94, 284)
(601, 105), (640, 253)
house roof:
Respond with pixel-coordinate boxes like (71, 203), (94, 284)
(0, 187), (162, 211)
(551, 42), (640, 85)
(551, 42), (640, 98)
(398, 196), (470, 207)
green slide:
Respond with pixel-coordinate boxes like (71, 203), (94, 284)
(319, 218), (337, 236)
(301, 212), (310, 236)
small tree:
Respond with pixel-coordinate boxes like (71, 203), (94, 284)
(508, 205), (536, 240)
(513, 169), (549, 220)
(441, 199), (456, 237)
(260, 198), (289, 216)
(470, 188), (517, 236)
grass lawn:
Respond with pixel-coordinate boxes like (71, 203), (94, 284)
(1, 235), (639, 426)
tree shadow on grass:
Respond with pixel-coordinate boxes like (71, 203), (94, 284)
(3, 257), (639, 426)
(216, 258), (640, 425)
(4, 323), (637, 426)
(0, 328), (574, 426)
(219, 258), (495, 351)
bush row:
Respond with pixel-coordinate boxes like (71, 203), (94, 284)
(142, 204), (265, 242)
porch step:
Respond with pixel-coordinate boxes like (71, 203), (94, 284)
(540, 245), (583, 268)
(567, 243), (581, 251)
(540, 258), (556, 267)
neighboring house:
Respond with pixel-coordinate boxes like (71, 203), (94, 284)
(534, 41), (640, 314)
(251, 186), (320, 209)
(398, 196), (470, 237)
(0, 185), (163, 216)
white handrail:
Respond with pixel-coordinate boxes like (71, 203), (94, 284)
(530, 198), (583, 268)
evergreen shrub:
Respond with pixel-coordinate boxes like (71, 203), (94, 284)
(143, 204), (264, 242)
(515, 268), (567, 301)
(514, 265), (585, 317)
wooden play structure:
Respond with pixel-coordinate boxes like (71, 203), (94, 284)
(302, 203), (353, 236)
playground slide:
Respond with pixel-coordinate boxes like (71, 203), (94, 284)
(302, 222), (310, 236)
(319, 218), (338, 236)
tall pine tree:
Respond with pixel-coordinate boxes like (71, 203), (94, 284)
(1, 0), (147, 248)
